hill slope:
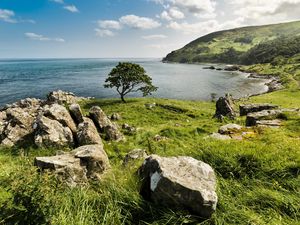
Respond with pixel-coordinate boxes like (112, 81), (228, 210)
(163, 21), (300, 64)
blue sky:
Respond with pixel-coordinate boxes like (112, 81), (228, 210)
(0, 0), (300, 58)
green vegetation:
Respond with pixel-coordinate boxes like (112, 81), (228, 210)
(163, 20), (300, 64)
(104, 62), (158, 103)
(0, 90), (299, 224)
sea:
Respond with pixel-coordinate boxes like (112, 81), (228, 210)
(0, 58), (268, 106)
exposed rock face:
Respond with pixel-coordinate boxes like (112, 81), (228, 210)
(69, 103), (84, 124)
(246, 109), (285, 126)
(43, 104), (77, 133)
(239, 104), (279, 116)
(35, 144), (110, 186)
(76, 118), (103, 146)
(47, 90), (88, 105)
(139, 155), (218, 218)
(123, 149), (147, 165)
(214, 95), (235, 119)
(256, 119), (282, 128)
(89, 106), (124, 141)
(218, 124), (243, 134)
(34, 116), (74, 148)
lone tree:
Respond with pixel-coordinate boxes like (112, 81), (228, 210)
(104, 62), (158, 102)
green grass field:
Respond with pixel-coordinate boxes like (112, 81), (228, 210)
(0, 89), (299, 224)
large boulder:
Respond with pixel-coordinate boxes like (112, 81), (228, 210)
(214, 95), (235, 119)
(76, 117), (103, 146)
(89, 106), (124, 141)
(34, 116), (74, 148)
(246, 109), (286, 126)
(35, 144), (110, 186)
(43, 104), (77, 133)
(239, 103), (279, 116)
(69, 103), (84, 124)
(139, 155), (218, 218)
(47, 90), (88, 105)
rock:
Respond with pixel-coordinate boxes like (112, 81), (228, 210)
(123, 149), (147, 165)
(89, 106), (124, 141)
(139, 155), (218, 218)
(266, 79), (284, 92)
(76, 117), (103, 146)
(145, 103), (156, 109)
(216, 68), (222, 71)
(47, 90), (88, 105)
(209, 133), (231, 140)
(224, 65), (240, 71)
(35, 144), (109, 186)
(69, 103), (84, 124)
(239, 103), (279, 116)
(153, 135), (168, 142)
(203, 66), (215, 70)
(111, 113), (121, 121)
(256, 119), (282, 128)
(214, 94), (236, 119)
(72, 145), (110, 179)
(122, 123), (137, 134)
(218, 124), (243, 134)
(246, 109), (286, 126)
(34, 116), (74, 148)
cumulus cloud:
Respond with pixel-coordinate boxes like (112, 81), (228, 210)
(119, 15), (161, 29)
(142, 34), (167, 40)
(0, 9), (16, 23)
(25, 32), (65, 42)
(63, 5), (79, 13)
(167, 20), (219, 35)
(97, 20), (122, 30)
(95, 29), (115, 37)
(160, 7), (185, 21)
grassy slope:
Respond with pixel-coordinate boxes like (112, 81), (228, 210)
(163, 21), (300, 64)
(0, 92), (299, 224)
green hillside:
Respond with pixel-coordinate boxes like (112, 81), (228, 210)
(163, 21), (300, 64)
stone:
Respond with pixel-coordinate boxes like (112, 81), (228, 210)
(69, 103), (84, 124)
(122, 123), (137, 134)
(111, 113), (121, 121)
(214, 94), (236, 119)
(224, 65), (240, 71)
(34, 116), (74, 148)
(256, 119), (282, 128)
(89, 106), (124, 141)
(246, 109), (288, 126)
(35, 144), (110, 186)
(153, 135), (168, 142)
(209, 133), (231, 140)
(139, 155), (218, 218)
(145, 103), (156, 109)
(43, 104), (77, 133)
(203, 66), (215, 70)
(76, 117), (103, 146)
(47, 90), (88, 105)
(239, 103), (279, 116)
(123, 149), (147, 165)
(218, 124), (243, 134)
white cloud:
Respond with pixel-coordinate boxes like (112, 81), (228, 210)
(50, 0), (64, 4)
(97, 20), (121, 30)
(95, 29), (115, 37)
(0, 9), (16, 23)
(160, 7), (185, 21)
(142, 34), (167, 40)
(167, 20), (219, 35)
(63, 5), (79, 13)
(25, 32), (65, 42)
(119, 15), (161, 29)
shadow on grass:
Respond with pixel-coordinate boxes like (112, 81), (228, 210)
(81, 98), (141, 110)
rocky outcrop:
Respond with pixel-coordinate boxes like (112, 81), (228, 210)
(34, 115), (74, 148)
(246, 109), (285, 126)
(139, 155), (218, 218)
(218, 124), (243, 134)
(89, 106), (124, 141)
(256, 119), (282, 128)
(214, 95), (236, 119)
(47, 90), (89, 105)
(43, 104), (77, 133)
(69, 103), (84, 124)
(76, 118), (103, 146)
(123, 149), (147, 165)
(239, 103), (279, 116)
(35, 144), (110, 186)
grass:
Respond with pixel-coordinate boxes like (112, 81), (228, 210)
(0, 90), (299, 224)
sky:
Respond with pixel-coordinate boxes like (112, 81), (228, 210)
(0, 0), (300, 58)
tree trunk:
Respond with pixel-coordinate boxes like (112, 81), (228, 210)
(120, 94), (126, 103)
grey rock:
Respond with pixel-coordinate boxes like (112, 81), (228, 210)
(224, 65), (240, 71)
(47, 90), (88, 105)
(246, 109), (290, 126)
(256, 119), (282, 128)
(209, 133), (231, 140)
(123, 149), (147, 165)
(214, 94), (236, 119)
(145, 103), (156, 109)
(111, 113), (121, 121)
(122, 123), (137, 134)
(139, 155), (218, 218)
(239, 103), (279, 116)
(76, 117), (103, 146)
(34, 116), (74, 148)
(43, 104), (77, 133)
(218, 124), (243, 134)
(69, 103), (84, 124)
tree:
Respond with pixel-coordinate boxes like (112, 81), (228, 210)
(104, 62), (158, 102)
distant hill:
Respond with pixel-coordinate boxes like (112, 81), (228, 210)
(163, 21), (300, 65)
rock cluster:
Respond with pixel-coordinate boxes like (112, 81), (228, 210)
(239, 103), (278, 116)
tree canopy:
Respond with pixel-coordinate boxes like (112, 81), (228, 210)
(104, 62), (158, 102)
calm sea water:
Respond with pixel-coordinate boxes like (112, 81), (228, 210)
(0, 58), (268, 106)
